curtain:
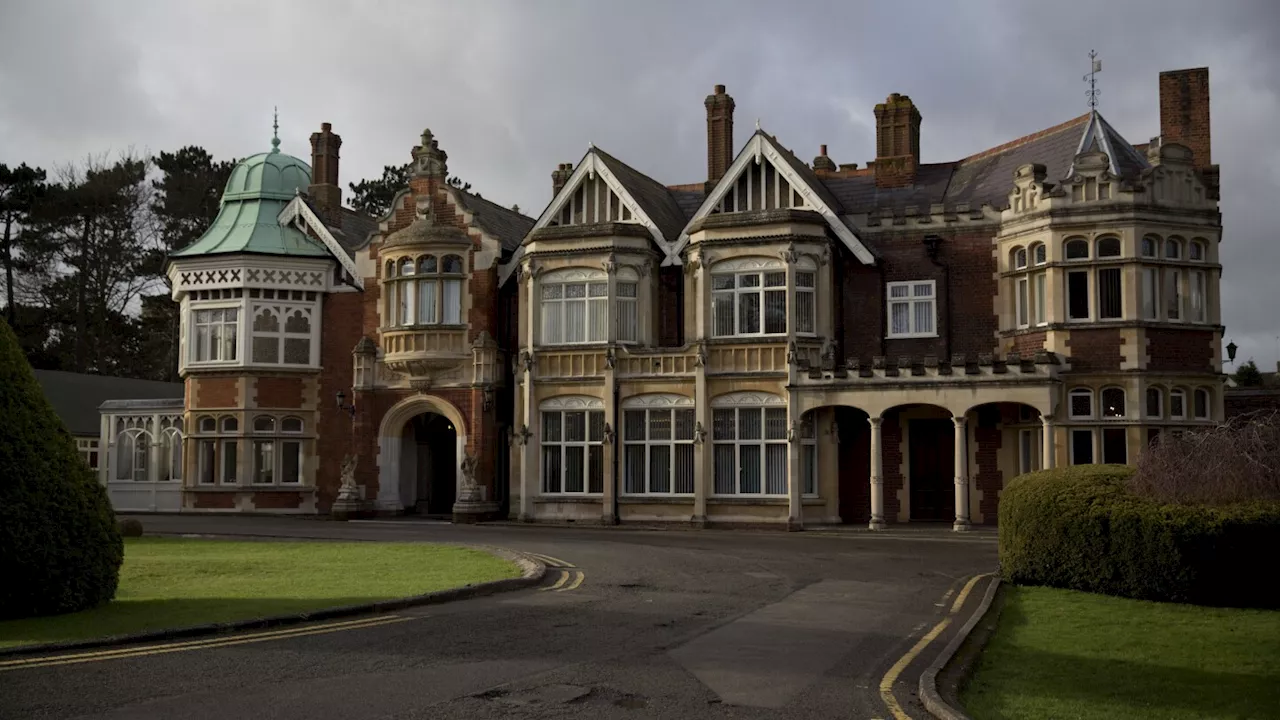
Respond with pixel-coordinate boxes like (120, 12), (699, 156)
(443, 279), (462, 324)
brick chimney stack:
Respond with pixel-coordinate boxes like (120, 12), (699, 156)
(873, 93), (921, 189)
(813, 144), (836, 173)
(552, 163), (574, 197)
(1159, 68), (1211, 169)
(308, 122), (342, 222)
(705, 84), (735, 191)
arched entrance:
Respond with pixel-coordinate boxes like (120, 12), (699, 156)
(403, 413), (457, 516)
(376, 395), (468, 515)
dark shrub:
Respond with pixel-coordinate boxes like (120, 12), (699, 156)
(999, 464), (1280, 608)
(0, 319), (124, 619)
(1132, 411), (1280, 505)
(118, 518), (144, 537)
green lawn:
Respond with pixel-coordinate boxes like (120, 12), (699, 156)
(0, 537), (520, 649)
(962, 585), (1280, 720)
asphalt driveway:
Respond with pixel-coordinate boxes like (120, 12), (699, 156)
(0, 516), (997, 719)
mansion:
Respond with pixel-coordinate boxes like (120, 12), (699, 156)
(96, 66), (1224, 529)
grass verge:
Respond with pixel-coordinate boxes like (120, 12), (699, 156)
(961, 585), (1280, 719)
(0, 537), (521, 649)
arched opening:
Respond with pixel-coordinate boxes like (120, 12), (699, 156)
(885, 403), (956, 522)
(402, 412), (457, 516)
(963, 401), (1045, 525)
(830, 406), (871, 524)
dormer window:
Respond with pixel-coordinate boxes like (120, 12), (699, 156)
(383, 253), (466, 328)
(711, 257), (816, 339)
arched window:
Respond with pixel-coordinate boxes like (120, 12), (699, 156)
(1101, 387), (1126, 418)
(160, 417), (183, 482)
(1031, 243), (1046, 266)
(540, 396), (606, 495)
(1065, 238), (1089, 260)
(711, 392), (789, 496)
(221, 417), (238, 433)
(399, 258), (415, 276)
(1169, 388), (1187, 419)
(442, 254), (464, 274)
(282, 417), (304, 433)
(1190, 240), (1206, 261)
(1165, 238), (1182, 260)
(384, 260), (395, 279)
(1141, 235), (1158, 258)
(198, 415), (216, 433)
(385, 253), (466, 328)
(1096, 237), (1121, 258)
(253, 416), (276, 433)
(1069, 388), (1094, 419)
(250, 305), (313, 366)
(621, 395), (695, 496)
(1012, 247), (1028, 270)
(1193, 388), (1210, 419)
(1146, 386), (1163, 419)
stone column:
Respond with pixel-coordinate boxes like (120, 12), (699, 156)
(601, 362), (618, 525)
(693, 359), (709, 527)
(518, 261), (539, 522)
(787, 393), (804, 532)
(952, 416), (971, 531)
(1042, 416), (1056, 470)
(868, 416), (885, 530)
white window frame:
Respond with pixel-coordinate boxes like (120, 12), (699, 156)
(712, 268), (787, 338)
(1016, 276), (1030, 329)
(1189, 270), (1206, 323)
(1141, 236), (1158, 258)
(800, 412), (818, 496)
(1068, 388), (1094, 420)
(621, 395), (695, 496)
(711, 392), (789, 497)
(77, 438), (100, 471)
(1096, 266), (1123, 320)
(1018, 427), (1042, 474)
(1142, 267), (1160, 320)
(1189, 240), (1206, 262)
(616, 280), (639, 344)
(540, 268), (609, 345)
(1165, 238), (1182, 260)
(795, 270), (816, 336)
(189, 303), (241, 364)
(115, 428), (152, 482)
(1169, 389), (1187, 420)
(1064, 238), (1090, 261)
(195, 415), (240, 485)
(249, 303), (314, 366)
(249, 415), (305, 486)
(159, 418), (183, 482)
(1146, 386), (1163, 419)
(384, 254), (466, 329)
(1033, 272), (1047, 326)
(1100, 387), (1126, 418)
(1031, 243), (1047, 266)
(1193, 388), (1211, 420)
(1096, 236), (1122, 259)
(886, 280), (937, 339)
(1012, 247), (1028, 270)
(540, 396), (605, 495)
(1165, 268), (1183, 322)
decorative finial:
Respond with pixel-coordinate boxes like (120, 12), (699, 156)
(1083, 50), (1101, 110)
(271, 106), (280, 153)
(756, 117), (761, 131)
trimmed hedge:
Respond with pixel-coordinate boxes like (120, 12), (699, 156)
(999, 464), (1280, 608)
(0, 319), (123, 619)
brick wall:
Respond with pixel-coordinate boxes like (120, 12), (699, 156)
(1146, 328), (1215, 373)
(839, 227), (999, 364)
(1159, 68), (1211, 169)
(974, 405), (1004, 525)
(705, 85), (735, 187)
(659, 264), (684, 346)
(190, 377), (238, 408)
(1011, 331), (1046, 356)
(1065, 328), (1123, 372)
(253, 491), (304, 510)
(1225, 389), (1280, 418)
(881, 410), (904, 522)
(191, 492), (236, 509)
(254, 377), (304, 409)
(318, 290), (364, 511)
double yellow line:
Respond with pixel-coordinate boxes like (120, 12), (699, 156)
(526, 553), (586, 593)
(878, 573), (992, 720)
(1, 614), (412, 672)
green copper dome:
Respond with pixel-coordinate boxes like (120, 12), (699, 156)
(171, 124), (329, 260)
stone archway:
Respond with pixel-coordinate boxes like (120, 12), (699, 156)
(376, 395), (468, 513)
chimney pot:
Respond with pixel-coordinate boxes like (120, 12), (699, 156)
(820, 144), (828, 156)
(321, 122), (332, 132)
(714, 84), (726, 94)
(705, 84), (735, 189)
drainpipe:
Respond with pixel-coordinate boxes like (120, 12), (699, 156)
(923, 234), (951, 360)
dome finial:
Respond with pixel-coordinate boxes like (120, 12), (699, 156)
(270, 106), (280, 154)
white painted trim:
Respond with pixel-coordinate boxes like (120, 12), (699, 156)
(542, 267), (608, 283)
(621, 393), (695, 408)
(666, 133), (876, 267)
(710, 391), (786, 408)
(540, 395), (606, 410)
(712, 256), (784, 272)
(528, 152), (670, 254)
(278, 197), (364, 290)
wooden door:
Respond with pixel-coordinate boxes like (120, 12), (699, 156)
(909, 419), (954, 521)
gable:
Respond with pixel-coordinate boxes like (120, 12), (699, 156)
(277, 197), (364, 290)
(529, 151), (669, 250)
(668, 132), (876, 266)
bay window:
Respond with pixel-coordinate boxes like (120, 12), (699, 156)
(540, 397), (605, 494)
(1165, 270), (1182, 321)
(712, 393), (788, 496)
(1016, 276), (1030, 328)
(795, 271), (816, 335)
(250, 415), (304, 485)
(622, 397), (695, 495)
(1067, 271), (1090, 320)
(1190, 271), (1206, 322)
(196, 415), (241, 485)
(539, 267), (643, 345)
(383, 253), (465, 328)
(1033, 272), (1047, 325)
(191, 307), (239, 362)
(710, 257), (817, 338)
(250, 305), (313, 365)
(887, 280), (936, 338)
(617, 282), (638, 343)
(1097, 268), (1122, 319)
(1142, 268), (1160, 320)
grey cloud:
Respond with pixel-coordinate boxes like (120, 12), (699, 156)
(2, 0), (1276, 364)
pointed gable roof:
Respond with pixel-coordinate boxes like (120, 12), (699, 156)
(1071, 110), (1150, 178)
(591, 148), (689, 243)
(671, 129), (875, 266)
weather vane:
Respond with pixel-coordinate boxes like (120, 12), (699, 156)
(1084, 50), (1101, 109)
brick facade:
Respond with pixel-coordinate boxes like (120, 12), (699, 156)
(1146, 328), (1215, 373)
(1066, 329), (1124, 372)
(254, 376), (305, 409)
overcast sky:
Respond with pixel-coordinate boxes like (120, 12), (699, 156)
(2, 0), (1277, 367)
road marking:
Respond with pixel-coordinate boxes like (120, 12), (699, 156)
(557, 570), (585, 592)
(0, 615), (411, 672)
(541, 569), (571, 591)
(877, 573), (993, 719)
(526, 552), (575, 568)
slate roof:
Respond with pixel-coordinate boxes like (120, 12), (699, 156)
(330, 207), (379, 253)
(593, 148), (690, 241)
(33, 370), (184, 437)
(670, 188), (705, 219)
(453, 189), (536, 253)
